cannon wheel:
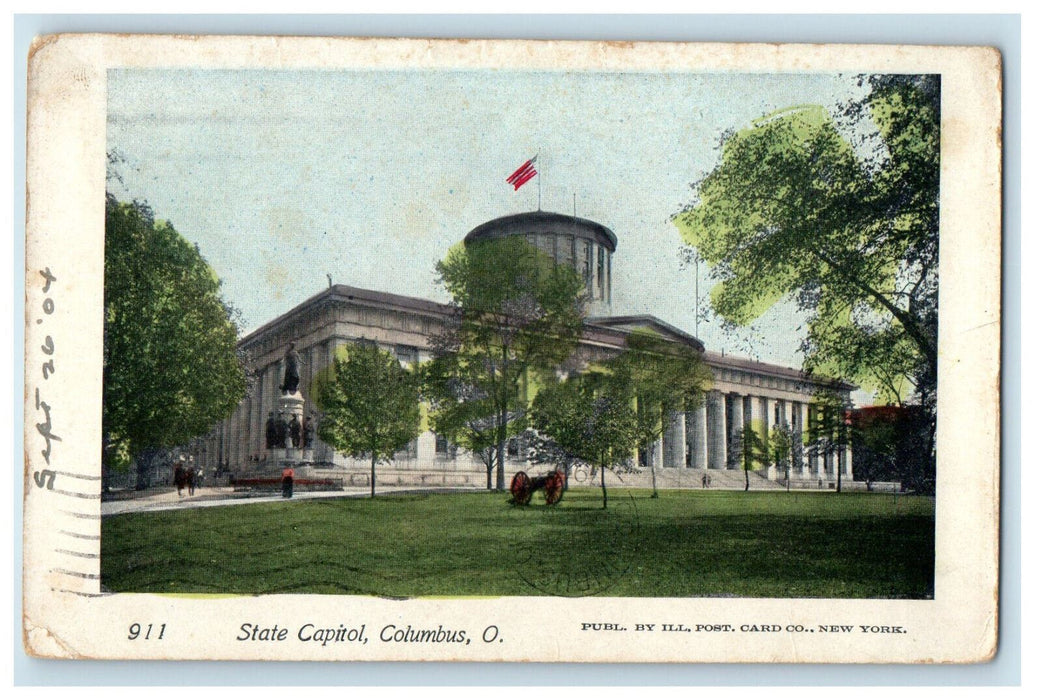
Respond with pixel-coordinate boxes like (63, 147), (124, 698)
(510, 471), (533, 505)
(544, 470), (565, 506)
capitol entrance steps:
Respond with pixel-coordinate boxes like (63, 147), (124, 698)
(585, 466), (788, 491)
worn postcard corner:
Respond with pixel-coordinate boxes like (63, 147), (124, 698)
(23, 34), (1001, 664)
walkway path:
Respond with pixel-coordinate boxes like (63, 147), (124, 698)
(100, 485), (488, 516)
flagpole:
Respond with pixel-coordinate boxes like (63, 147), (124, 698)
(695, 255), (700, 340)
(538, 168), (542, 211)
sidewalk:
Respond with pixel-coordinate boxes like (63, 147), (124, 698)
(101, 485), (377, 516)
(100, 484), (490, 516)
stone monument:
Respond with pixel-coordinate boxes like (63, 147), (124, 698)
(273, 343), (308, 473)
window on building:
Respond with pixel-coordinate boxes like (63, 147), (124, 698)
(396, 345), (416, 367)
(435, 434), (448, 455)
(395, 438), (418, 460)
(507, 438), (519, 459)
(597, 246), (605, 300)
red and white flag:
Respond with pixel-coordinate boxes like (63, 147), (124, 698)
(506, 156), (538, 191)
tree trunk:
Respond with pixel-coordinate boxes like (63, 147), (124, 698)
(601, 462), (608, 510)
(370, 452), (377, 498)
(744, 467), (750, 492)
(495, 411), (507, 491)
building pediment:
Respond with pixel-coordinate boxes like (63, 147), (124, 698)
(584, 315), (705, 353)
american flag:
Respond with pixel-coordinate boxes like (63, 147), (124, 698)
(506, 156), (538, 191)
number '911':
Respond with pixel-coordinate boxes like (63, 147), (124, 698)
(128, 623), (165, 640)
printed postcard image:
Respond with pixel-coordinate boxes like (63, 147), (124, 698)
(22, 35), (1001, 663)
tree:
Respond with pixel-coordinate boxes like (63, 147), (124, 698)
(806, 391), (852, 493)
(103, 195), (246, 486)
(422, 355), (504, 490)
(315, 342), (422, 498)
(531, 372), (637, 510)
(739, 425), (769, 492)
(434, 236), (586, 491)
(607, 330), (712, 498)
(849, 405), (934, 493)
(675, 76), (939, 466)
(768, 424), (796, 490)
(521, 427), (585, 492)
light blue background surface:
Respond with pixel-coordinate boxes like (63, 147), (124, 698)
(12, 13), (1021, 687)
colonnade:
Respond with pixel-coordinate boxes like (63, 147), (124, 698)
(651, 391), (854, 481)
(199, 351), (854, 486)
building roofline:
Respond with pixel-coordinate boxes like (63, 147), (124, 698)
(702, 350), (858, 391)
(464, 210), (618, 252)
(238, 284), (856, 393)
(585, 314), (706, 353)
(239, 284), (454, 347)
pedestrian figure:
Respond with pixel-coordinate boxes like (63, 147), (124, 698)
(174, 461), (186, 497)
(701, 473), (707, 489)
(290, 414), (301, 448)
(707, 474), (712, 487)
(303, 415), (315, 450)
(818, 478), (823, 489)
(282, 466), (294, 499)
(187, 466), (197, 496)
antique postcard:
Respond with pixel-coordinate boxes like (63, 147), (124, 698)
(23, 35), (1000, 663)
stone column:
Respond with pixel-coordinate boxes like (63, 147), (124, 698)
(310, 340), (329, 463)
(753, 397), (775, 478)
(664, 410), (686, 468)
(249, 371), (263, 461)
(797, 401), (810, 477)
(844, 444), (854, 481)
(707, 391), (726, 470)
(727, 393), (744, 470)
(651, 434), (664, 470)
(689, 403), (708, 470)
(268, 363), (283, 467)
(750, 395), (767, 457)
(225, 406), (236, 470)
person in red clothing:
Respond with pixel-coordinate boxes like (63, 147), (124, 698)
(282, 466), (294, 499)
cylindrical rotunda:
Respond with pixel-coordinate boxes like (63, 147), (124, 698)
(463, 211), (617, 317)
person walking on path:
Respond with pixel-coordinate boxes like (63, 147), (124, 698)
(174, 461), (186, 497)
(282, 466), (294, 499)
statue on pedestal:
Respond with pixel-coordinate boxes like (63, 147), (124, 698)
(275, 411), (288, 448)
(281, 342), (301, 394)
(290, 414), (302, 448)
(303, 415), (315, 450)
(265, 412), (278, 449)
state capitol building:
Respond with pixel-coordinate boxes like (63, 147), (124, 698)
(192, 210), (856, 491)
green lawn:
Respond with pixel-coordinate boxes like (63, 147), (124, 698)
(101, 489), (934, 598)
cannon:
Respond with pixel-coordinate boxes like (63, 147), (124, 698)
(510, 469), (565, 506)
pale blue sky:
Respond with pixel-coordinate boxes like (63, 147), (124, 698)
(106, 68), (871, 383)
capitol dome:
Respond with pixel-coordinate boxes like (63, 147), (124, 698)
(463, 211), (616, 316)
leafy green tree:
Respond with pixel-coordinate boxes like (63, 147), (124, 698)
(316, 343), (422, 498)
(607, 331), (711, 497)
(531, 372), (637, 510)
(806, 391), (852, 493)
(103, 195), (246, 486)
(739, 425), (769, 492)
(849, 405), (934, 493)
(520, 427), (585, 491)
(768, 424), (796, 490)
(675, 76), (939, 465)
(422, 356), (506, 490)
(434, 237), (586, 490)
